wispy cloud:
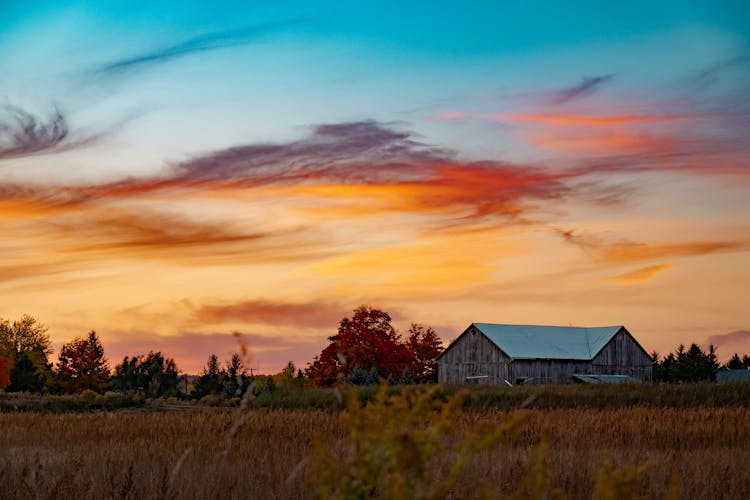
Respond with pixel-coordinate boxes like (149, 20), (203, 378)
(0, 106), (104, 161)
(2, 119), (746, 272)
(39, 208), (330, 265)
(437, 75), (750, 181)
(1, 120), (572, 224)
(480, 112), (692, 126)
(557, 229), (747, 263)
(90, 18), (314, 78)
(196, 299), (356, 329)
(550, 74), (615, 105)
(607, 263), (672, 284)
(692, 53), (749, 88)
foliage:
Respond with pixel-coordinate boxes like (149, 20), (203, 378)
(723, 353), (750, 370)
(8, 353), (45, 393)
(223, 353), (250, 397)
(307, 383), (691, 499)
(345, 366), (381, 385)
(109, 352), (180, 397)
(0, 314), (52, 363)
(0, 355), (10, 389)
(0, 391), (144, 412)
(273, 361), (307, 390)
(306, 306), (443, 386)
(406, 323), (443, 383)
(308, 383), (526, 499)
(192, 354), (224, 397)
(55, 331), (110, 393)
(241, 381), (750, 411)
(0, 315), (53, 389)
(652, 343), (719, 382)
(192, 353), (251, 398)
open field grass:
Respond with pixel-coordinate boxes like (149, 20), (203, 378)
(1, 405), (748, 499)
(2, 381), (750, 412)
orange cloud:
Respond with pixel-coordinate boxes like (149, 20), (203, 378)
(480, 112), (692, 126)
(608, 263), (672, 284)
(598, 241), (746, 263)
(558, 229), (748, 264)
(196, 299), (359, 329)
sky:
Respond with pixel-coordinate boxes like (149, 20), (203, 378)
(1, 1), (749, 373)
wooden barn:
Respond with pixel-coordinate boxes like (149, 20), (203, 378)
(437, 323), (652, 385)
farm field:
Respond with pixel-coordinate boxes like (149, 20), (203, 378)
(1, 404), (748, 499)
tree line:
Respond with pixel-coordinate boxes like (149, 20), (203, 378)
(0, 306), (444, 396)
(2, 310), (748, 395)
(651, 343), (749, 382)
(0, 315), (183, 396)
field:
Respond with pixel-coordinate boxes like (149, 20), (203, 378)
(1, 385), (749, 499)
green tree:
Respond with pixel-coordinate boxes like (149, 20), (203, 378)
(109, 352), (180, 397)
(0, 315), (53, 390)
(723, 353), (750, 370)
(193, 354), (225, 397)
(654, 343), (719, 382)
(56, 331), (110, 393)
(223, 353), (250, 397)
(0, 315), (52, 362)
(8, 353), (44, 392)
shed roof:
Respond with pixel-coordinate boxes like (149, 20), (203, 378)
(472, 323), (623, 360)
(716, 369), (750, 382)
(572, 374), (640, 384)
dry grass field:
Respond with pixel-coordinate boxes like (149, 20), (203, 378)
(1, 405), (748, 499)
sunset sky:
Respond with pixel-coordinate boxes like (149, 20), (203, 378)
(1, 1), (749, 373)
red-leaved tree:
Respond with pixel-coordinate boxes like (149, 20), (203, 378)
(406, 323), (444, 383)
(0, 355), (11, 389)
(56, 331), (110, 393)
(306, 306), (442, 386)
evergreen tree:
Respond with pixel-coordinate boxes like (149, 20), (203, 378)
(193, 354), (224, 397)
(653, 343), (719, 382)
(222, 353), (248, 397)
(8, 353), (44, 392)
(109, 352), (180, 397)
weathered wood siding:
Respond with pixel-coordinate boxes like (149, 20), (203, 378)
(437, 326), (511, 384)
(508, 359), (593, 385)
(590, 328), (653, 381)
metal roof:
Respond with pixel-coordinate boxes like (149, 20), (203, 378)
(716, 369), (750, 382)
(572, 374), (640, 384)
(472, 323), (623, 360)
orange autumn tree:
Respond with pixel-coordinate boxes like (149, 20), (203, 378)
(56, 330), (110, 393)
(306, 306), (443, 386)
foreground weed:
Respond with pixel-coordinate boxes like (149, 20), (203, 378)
(307, 383), (525, 499)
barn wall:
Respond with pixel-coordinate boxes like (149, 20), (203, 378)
(508, 360), (593, 385)
(591, 328), (653, 381)
(437, 326), (511, 384)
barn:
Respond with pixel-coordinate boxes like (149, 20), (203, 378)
(437, 323), (652, 385)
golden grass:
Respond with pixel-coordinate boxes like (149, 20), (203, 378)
(0, 407), (747, 499)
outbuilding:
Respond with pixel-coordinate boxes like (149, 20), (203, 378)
(437, 323), (652, 385)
